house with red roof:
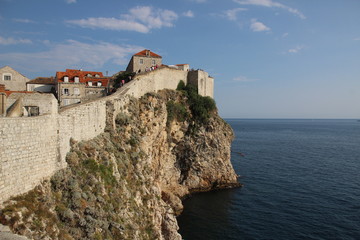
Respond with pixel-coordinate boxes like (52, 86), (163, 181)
(126, 49), (162, 73)
(55, 69), (110, 107)
(26, 77), (56, 93)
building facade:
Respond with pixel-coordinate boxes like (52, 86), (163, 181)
(0, 84), (6, 116)
(6, 92), (58, 117)
(126, 49), (162, 73)
(27, 77), (56, 93)
(0, 66), (30, 91)
(56, 69), (109, 107)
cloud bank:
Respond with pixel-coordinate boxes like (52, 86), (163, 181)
(224, 8), (247, 21)
(67, 6), (178, 33)
(0, 40), (143, 71)
(250, 19), (270, 32)
(0, 36), (32, 45)
(234, 0), (306, 19)
(288, 45), (305, 53)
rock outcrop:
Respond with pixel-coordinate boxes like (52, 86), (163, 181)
(0, 89), (240, 240)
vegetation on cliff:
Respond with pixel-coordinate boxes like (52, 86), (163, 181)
(0, 87), (239, 240)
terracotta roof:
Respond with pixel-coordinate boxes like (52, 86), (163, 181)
(176, 64), (189, 66)
(134, 49), (161, 58)
(55, 69), (110, 87)
(27, 77), (55, 85)
(4, 90), (33, 97)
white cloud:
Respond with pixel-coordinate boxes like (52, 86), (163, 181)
(288, 45), (305, 53)
(233, 76), (257, 82)
(224, 8), (247, 21)
(67, 17), (149, 33)
(234, 0), (306, 19)
(67, 6), (178, 33)
(282, 32), (289, 38)
(12, 18), (36, 23)
(354, 37), (360, 41)
(183, 10), (195, 18)
(65, 0), (76, 4)
(250, 19), (270, 32)
(0, 36), (32, 45)
(0, 40), (143, 71)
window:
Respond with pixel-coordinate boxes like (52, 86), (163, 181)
(139, 59), (144, 64)
(97, 81), (102, 86)
(88, 81), (93, 86)
(25, 106), (39, 117)
(63, 99), (69, 106)
(95, 74), (100, 77)
(64, 76), (69, 82)
(3, 74), (11, 81)
(63, 88), (69, 95)
(87, 74), (93, 77)
(74, 77), (79, 83)
(74, 88), (80, 95)
(152, 60), (155, 65)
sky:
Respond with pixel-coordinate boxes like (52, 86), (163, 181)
(0, 0), (359, 119)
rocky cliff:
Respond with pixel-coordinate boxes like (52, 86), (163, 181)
(0, 88), (240, 240)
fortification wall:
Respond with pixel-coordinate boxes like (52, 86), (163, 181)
(0, 115), (59, 203)
(7, 93), (58, 116)
(0, 66), (212, 205)
(57, 99), (108, 166)
(187, 70), (214, 98)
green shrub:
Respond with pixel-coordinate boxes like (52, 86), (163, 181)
(166, 100), (188, 125)
(184, 84), (217, 123)
(176, 80), (186, 91)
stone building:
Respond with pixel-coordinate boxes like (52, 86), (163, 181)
(0, 84), (6, 116)
(0, 66), (30, 91)
(6, 92), (58, 117)
(126, 49), (162, 73)
(27, 77), (56, 93)
(55, 69), (110, 107)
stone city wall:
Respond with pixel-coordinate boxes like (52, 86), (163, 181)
(0, 67), (212, 204)
(0, 115), (59, 204)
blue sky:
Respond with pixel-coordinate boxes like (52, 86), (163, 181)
(1, 0), (359, 118)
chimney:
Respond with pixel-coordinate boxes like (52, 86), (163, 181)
(146, 50), (150, 56)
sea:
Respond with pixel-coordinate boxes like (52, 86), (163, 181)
(177, 119), (360, 240)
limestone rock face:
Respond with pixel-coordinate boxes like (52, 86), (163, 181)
(0, 89), (240, 240)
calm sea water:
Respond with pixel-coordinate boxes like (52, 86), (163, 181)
(177, 119), (360, 240)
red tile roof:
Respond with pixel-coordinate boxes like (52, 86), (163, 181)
(27, 77), (55, 85)
(56, 69), (109, 87)
(0, 84), (33, 96)
(4, 90), (33, 96)
(134, 49), (161, 58)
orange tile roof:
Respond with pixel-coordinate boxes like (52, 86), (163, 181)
(56, 69), (109, 87)
(27, 77), (55, 85)
(134, 49), (161, 58)
(4, 90), (33, 96)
